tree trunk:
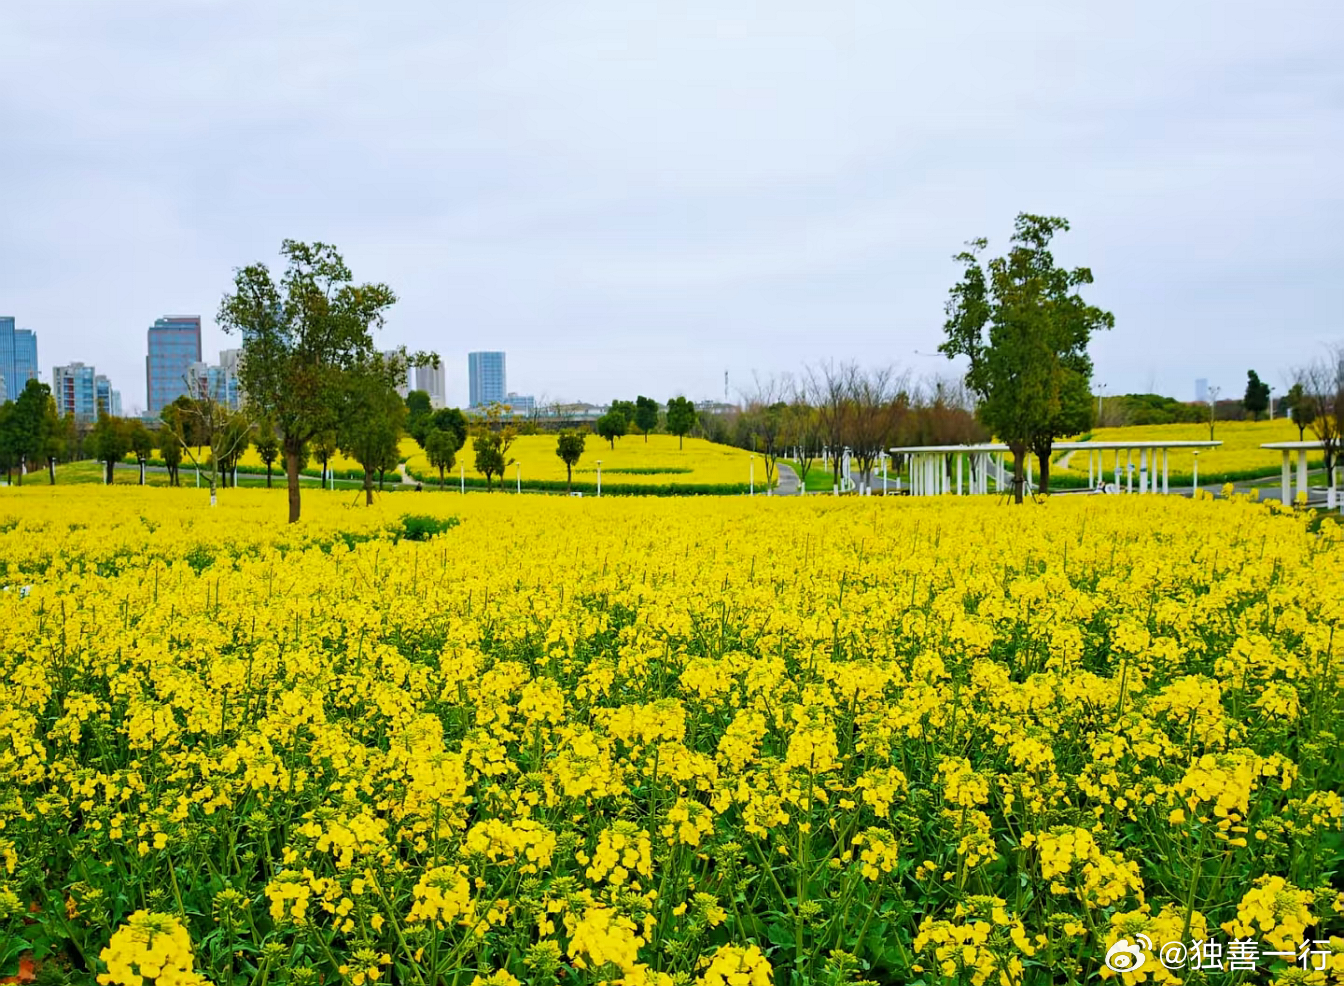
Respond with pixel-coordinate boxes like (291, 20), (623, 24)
(285, 448), (302, 523)
(139, 459), (145, 485)
(265, 462), (272, 488)
(378, 469), (385, 492)
(364, 468), (374, 506)
(1034, 446), (1051, 495)
(1010, 446), (1025, 504)
(439, 466), (445, 489)
(48, 457), (55, 484)
(567, 464), (572, 493)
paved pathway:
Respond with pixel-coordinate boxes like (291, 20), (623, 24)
(775, 462), (801, 495)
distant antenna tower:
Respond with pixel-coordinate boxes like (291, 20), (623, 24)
(724, 371), (728, 404)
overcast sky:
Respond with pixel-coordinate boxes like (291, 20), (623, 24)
(2, 1), (1341, 413)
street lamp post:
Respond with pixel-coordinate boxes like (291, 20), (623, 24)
(516, 462), (521, 494)
(596, 460), (602, 497)
(750, 454), (754, 496)
(460, 463), (465, 495)
(1097, 383), (1106, 424)
(1192, 450), (1199, 496)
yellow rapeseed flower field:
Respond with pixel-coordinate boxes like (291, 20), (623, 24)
(1, 487), (1342, 986)
(405, 434), (760, 493)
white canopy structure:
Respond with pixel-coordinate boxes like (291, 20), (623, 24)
(1261, 441), (1337, 508)
(887, 440), (1222, 496)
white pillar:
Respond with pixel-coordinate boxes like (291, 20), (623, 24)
(1114, 451), (1120, 491)
(956, 453), (963, 495)
(1192, 453), (1199, 495)
(1281, 451), (1290, 505)
(1162, 450), (1169, 494)
(1126, 450), (1133, 494)
(1139, 448), (1148, 494)
(1088, 451), (1094, 488)
(1297, 449), (1308, 504)
(1026, 453), (1032, 494)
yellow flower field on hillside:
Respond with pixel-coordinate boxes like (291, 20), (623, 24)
(406, 433), (761, 492)
(1058, 418), (1325, 482)
(0, 487), (1341, 986)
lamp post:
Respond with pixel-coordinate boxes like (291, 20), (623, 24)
(596, 460), (602, 497)
(515, 462), (521, 494)
(460, 463), (465, 495)
(1097, 383), (1106, 424)
(749, 453), (754, 496)
(1192, 450), (1199, 496)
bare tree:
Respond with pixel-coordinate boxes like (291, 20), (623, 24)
(780, 387), (821, 493)
(806, 361), (852, 493)
(740, 373), (789, 491)
(163, 374), (254, 506)
(844, 365), (903, 494)
(1296, 344), (1343, 495)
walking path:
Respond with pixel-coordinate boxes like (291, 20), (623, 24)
(775, 463), (801, 495)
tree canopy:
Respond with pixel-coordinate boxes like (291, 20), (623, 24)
(218, 240), (400, 522)
(940, 214), (1113, 501)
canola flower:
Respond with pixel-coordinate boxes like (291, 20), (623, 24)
(0, 486), (1341, 986)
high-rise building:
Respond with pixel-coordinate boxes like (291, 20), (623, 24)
(53, 362), (99, 419)
(0, 318), (39, 402)
(187, 354), (241, 410)
(1195, 378), (1208, 404)
(94, 375), (122, 417)
(146, 316), (202, 414)
(468, 351), (506, 408)
(415, 362), (447, 408)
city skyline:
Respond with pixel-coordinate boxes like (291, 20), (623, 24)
(2, 2), (1339, 412)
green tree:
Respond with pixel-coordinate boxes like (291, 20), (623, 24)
(940, 214), (1113, 502)
(128, 420), (155, 485)
(254, 420), (281, 488)
(425, 427), (458, 489)
(218, 240), (402, 523)
(611, 400), (636, 426)
(312, 431), (338, 487)
(595, 410), (627, 449)
(1243, 370), (1270, 422)
(665, 396), (697, 450)
(634, 396), (659, 442)
(40, 398), (65, 483)
(1284, 382), (1311, 441)
(159, 427), (183, 486)
(88, 413), (130, 485)
(0, 403), (15, 485)
(1030, 362), (1095, 493)
(339, 353), (409, 506)
(428, 408), (468, 454)
(555, 430), (586, 492)
(471, 403), (516, 491)
(9, 379), (55, 486)
(406, 389), (433, 445)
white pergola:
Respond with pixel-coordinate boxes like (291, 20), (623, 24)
(1261, 441), (1337, 508)
(887, 440), (1222, 496)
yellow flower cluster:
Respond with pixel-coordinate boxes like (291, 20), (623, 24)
(97, 912), (208, 986)
(0, 486), (1338, 986)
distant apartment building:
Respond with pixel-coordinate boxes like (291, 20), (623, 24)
(186, 361), (240, 409)
(415, 362), (447, 408)
(95, 375), (122, 417)
(468, 351), (506, 407)
(52, 362), (98, 419)
(146, 316), (202, 414)
(505, 392), (535, 414)
(1195, 378), (1208, 404)
(0, 318), (39, 403)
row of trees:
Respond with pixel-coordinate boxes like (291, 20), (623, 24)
(701, 367), (990, 492)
